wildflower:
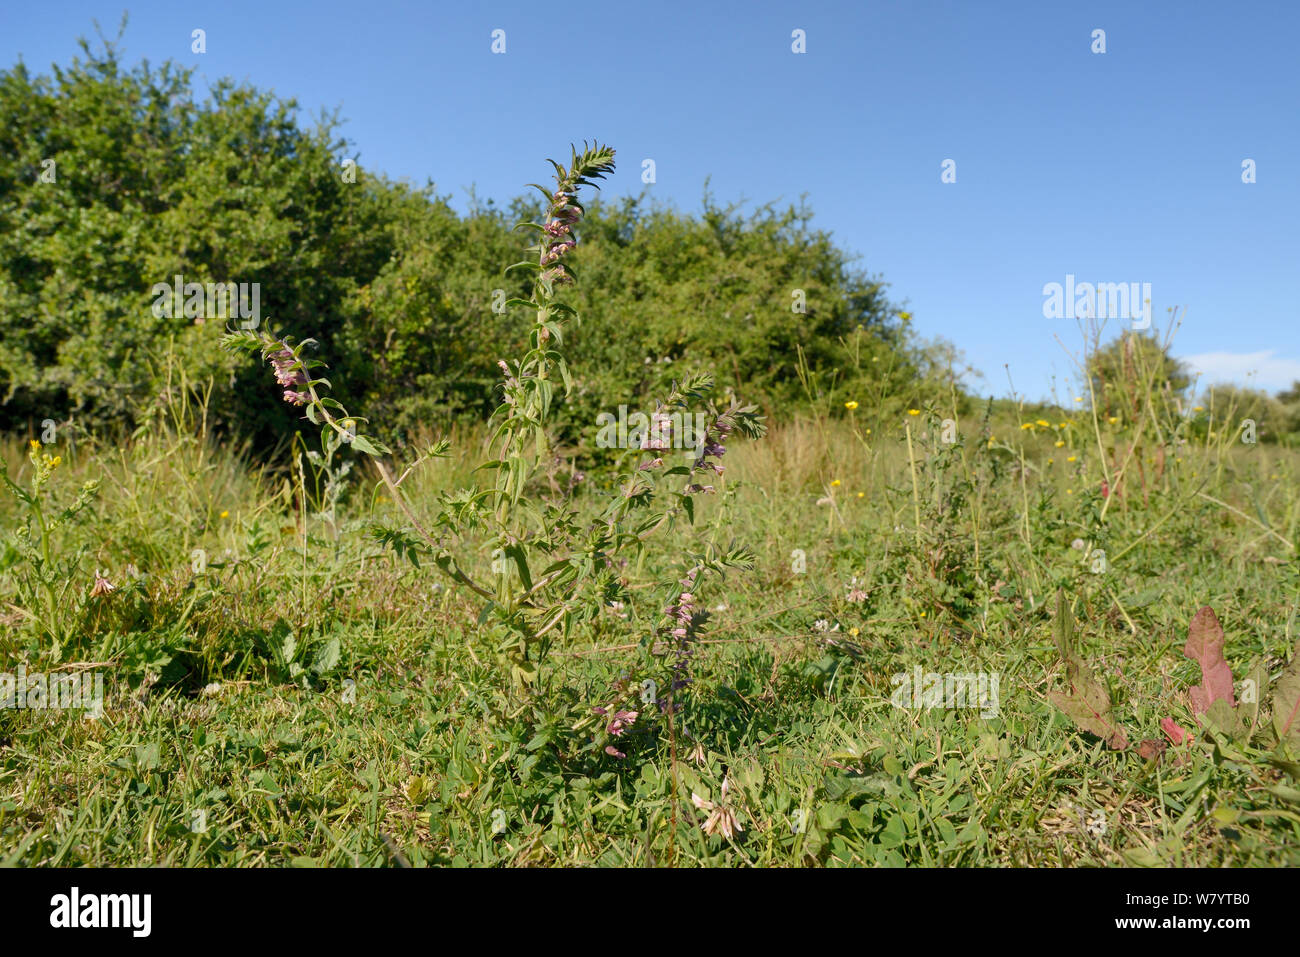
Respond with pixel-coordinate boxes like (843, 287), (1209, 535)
(846, 588), (867, 603)
(605, 745), (626, 759)
(856, 491), (864, 499)
(1054, 440), (1065, 448)
(1020, 423), (1033, 430)
(1073, 396), (1082, 403)
(1066, 488), (1074, 495)
(848, 626), (860, 637)
(29, 439), (40, 452)
(813, 619), (830, 632)
(907, 409), (920, 416)
(219, 510), (229, 519)
(898, 311), (912, 322)
(268, 345), (310, 406)
(1066, 455), (1077, 462)
(831, 479), (841, 487)
(1036, 419), (1049, 428)
(1193, 406), (1204, 413)
(90, 575), (116, 598)
(605, 707), (637, 738)
(844, 400), (859, 410)
(1071, 538), (1085, 550)
(692, 778), (744, 841)
(1107, 416), (1119, 425)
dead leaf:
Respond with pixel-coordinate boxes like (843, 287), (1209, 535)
(1137, 739), (1167, 760)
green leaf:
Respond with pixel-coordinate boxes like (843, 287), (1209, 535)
(1272, 641), (1300, 747)
(312, 636), (341, 675)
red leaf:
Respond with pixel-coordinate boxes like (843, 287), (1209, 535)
(1160, 716), (1191, 746)
(1182, 606), (1234, 717)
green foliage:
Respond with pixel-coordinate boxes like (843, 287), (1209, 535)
(0, 42), (916, 454)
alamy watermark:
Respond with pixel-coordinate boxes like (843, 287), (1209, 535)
(1, 666), (104, 718)
(151, 274), (260, 327)
(1042, 274), (1150, 330)
(890, 666), (1000, 718)
(595, 406), (708, 460)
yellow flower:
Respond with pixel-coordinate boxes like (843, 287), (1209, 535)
(849, 626), (860, 636)
(219, 510), (229, 519)
(1193, 406), (1204, 412)
(1066, 455), (1077, 462)
(51, 456), (61, 467)
(1073, 396), (1083, 403)
(1036, 419), (1049, 428)
(907, 409), (920, 416)
(856, 492), (864, 499)
(1054, 440), (1065, 448)
(1047, 458), (1054, 465)
(29, 439), (40, 452)
(898, 311), (912, 322)
(919, 611), (926, 618)
(1107, 416), (1119, 425)
(1057, 422), (1068, 428)
(1066, 488), (1074, 495)
(831, 479), (841, 487)
(844, 400), (859, 410)
(1020, 423), (1033, 431)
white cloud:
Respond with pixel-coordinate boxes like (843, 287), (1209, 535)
(1179, 350), (1300, 393)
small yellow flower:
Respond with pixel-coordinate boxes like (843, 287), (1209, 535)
(898, 311), (912, 322)
(1106, 416), (1119, 425)
(844, 400), (859, 411)
(1066, 455), (1077, 463)
(1020, 423), (1033, 431)
(919, 611), (926, 618)
(1047, 458), (1054, 465)
(872, 356), (879, 362)
(1073, 396), (1083, 403)
(1036, 419), (1049, 428)
(865, 428), (871, 435)
(29, 439), (40, 452)
(1057, 422), (1068, 428)
(907, 409), (920, 416)
(856, 492), (864, 498)
(849, 626), (860, 636)
(219, 510), (229, 519)
(1066, 488), (1074, 495)
(1193, 406), (1204, 412)
(1054, 440), (1065, 448)
(831, 479), (841, 487)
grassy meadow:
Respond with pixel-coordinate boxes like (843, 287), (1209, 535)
(3, 375), (1298, 867)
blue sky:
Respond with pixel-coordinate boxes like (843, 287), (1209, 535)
(3, 1), (1297, 401)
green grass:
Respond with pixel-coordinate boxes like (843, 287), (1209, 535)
(2, 391), (1299, 866)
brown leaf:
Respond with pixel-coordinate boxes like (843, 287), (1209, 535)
(1137, 739), (1167, 760)
(1183, 606), (1235, 716)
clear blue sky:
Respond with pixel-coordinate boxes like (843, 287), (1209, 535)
(3, 1), (1297, 401)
